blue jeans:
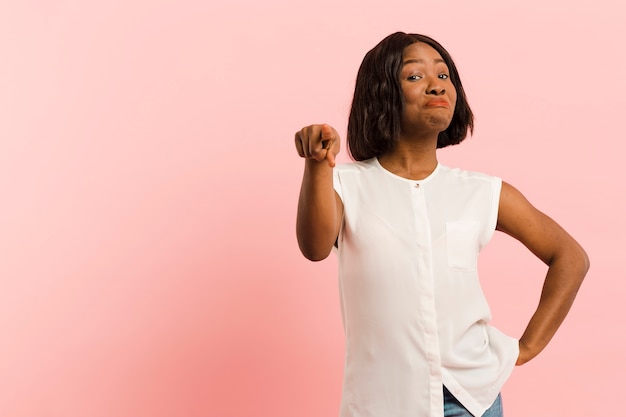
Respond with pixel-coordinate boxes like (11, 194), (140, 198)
(443, 386), (503, 417)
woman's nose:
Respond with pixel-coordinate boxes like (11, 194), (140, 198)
(425, 74), (446, 95)
(426, 84), (445, 95)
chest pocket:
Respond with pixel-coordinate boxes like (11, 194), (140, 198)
(446, 221), (480, 271)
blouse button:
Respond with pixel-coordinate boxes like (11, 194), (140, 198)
(414, 183), (420, 188)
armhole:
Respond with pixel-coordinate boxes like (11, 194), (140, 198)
(482, 176), (502, 247)
(332, 190), (344, 252)
(332, 167), (343, 200)
(332, 168), (344, 252)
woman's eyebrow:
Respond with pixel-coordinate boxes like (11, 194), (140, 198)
(403, 58), (446, 65)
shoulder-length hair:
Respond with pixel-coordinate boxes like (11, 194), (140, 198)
(347, 32), (474, 161)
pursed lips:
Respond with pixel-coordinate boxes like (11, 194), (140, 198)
(425, 99), (449, 107)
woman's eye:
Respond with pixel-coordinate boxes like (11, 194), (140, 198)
(408, 74), (422, 81)
(439, 74), (449, 80)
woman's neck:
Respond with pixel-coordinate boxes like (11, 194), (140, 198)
(378, 139), (438, 180)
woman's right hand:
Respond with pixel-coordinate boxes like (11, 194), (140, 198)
(294, 124), (341, 167)
(294, 124), (343, 261)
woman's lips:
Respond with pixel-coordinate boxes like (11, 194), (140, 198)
(426, 100), (449, 107)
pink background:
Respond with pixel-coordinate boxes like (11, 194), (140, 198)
(1, 1), (624, 416)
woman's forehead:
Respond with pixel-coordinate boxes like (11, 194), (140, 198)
(402, 42), (445, 63)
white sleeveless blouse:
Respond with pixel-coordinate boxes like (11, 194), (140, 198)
(333, 158), (518, 417)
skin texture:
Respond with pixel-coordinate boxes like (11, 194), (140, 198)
(294, 124), (342, 261)
(496, 183), (589, 364)
(399, 43), (458, 149)
(294, 42), (589, 365)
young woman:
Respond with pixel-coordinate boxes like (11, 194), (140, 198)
(294, 32), (589, 417)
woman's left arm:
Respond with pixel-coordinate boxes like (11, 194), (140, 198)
(496, 181), (590, 366)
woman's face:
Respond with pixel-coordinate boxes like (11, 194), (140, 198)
(399, 42), (457, 136)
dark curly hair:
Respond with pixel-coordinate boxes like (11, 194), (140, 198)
(347, 32), (474, 161)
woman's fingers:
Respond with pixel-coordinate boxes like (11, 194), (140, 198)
(295, 124), (340, 166)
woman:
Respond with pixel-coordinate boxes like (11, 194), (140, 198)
(294, 32), (589, 417)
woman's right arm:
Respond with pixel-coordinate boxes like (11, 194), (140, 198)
(295, 124), (344, 261)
